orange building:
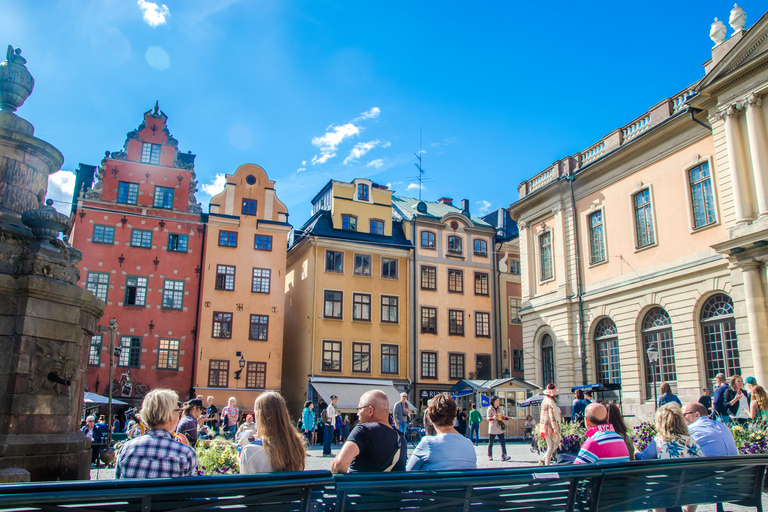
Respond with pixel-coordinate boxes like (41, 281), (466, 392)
(195, 164), (290, 412)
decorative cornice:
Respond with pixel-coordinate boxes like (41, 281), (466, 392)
(710, 58), (768, 97)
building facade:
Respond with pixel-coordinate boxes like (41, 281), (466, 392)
(195, 163), (291, 411)
(71, 104), (204, 406)
(508, 6), (768, 417)
(283, 179), (412, 415)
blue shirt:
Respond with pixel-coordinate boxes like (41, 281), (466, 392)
(406, 433), (477, 471)
(657, 393), (682, 407)
(688, 416), (738, 456)
(116, 429), (197, 478)
(713, 383), (729, 416)
(571, 399), (589, 421)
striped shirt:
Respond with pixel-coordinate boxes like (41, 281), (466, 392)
(574, 424), (630, 464)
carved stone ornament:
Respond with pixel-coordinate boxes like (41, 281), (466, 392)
(84, 166), (105, 200)
(27, 339), (75, 395)
(710, 18), (727, 46)
(729, 4), (746, 32)
(517, 220), (527, 230)
(552, 204), (562, 215)
(109, 150), (127, 160)
(746, 93), (763, 109)
(725, 103), (742, 118)
(0, 45), (34, 112)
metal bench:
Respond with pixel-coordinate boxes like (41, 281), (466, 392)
(0, 470), (334, 512)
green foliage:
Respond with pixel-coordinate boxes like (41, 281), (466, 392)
(195, 438), (239, 475)
(531, 421), (586, 454)
(631, 421), (657, 451)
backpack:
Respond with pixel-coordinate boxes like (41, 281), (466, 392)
(321, 408), (329, 423)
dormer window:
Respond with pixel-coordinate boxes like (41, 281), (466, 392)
(140, 143), (161, 165)
(448, 236), (463, 254)
(342, 215), (357, 231)
(357, 184), (369, 201)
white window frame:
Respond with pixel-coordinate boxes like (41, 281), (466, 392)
(683, 156), (720, 232)
(630, 184), (658, 252)
(537, 229), (554, 283)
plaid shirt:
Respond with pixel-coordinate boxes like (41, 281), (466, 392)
(116, 429), (197, 479)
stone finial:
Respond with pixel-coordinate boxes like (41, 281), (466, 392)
(0, 45), (34, 112)
(729, 4), (746, 32)
(710, 18), (727, 46)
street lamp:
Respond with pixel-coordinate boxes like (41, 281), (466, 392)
(646, 342), (659, 409)
(234, 353), (246, 381)
(97, 318), (119, 464)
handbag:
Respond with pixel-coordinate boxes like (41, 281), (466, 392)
(497, 419), (506, 431)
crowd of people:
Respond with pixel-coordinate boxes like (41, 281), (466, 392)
(105, 372), (766, 480)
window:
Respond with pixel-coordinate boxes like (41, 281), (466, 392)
(594, 318), (621, 384)
(381, 258), (398, 279)
(476, 355), (492, 380)
(509, 259), (521, 275)
(381, 296), (399, 323)
(513, 349), (524, 372)
(701, 294), (740, 383)
(448, 269), (463, 293)
(249, 314), (269, 341)
(539, 231), (553, 281)
(634, 189), (655, 248)
(212, 312), (233, 338)
(447, 236), (463, 254)
(92, 225), (115, 244)
(167, 233), (188, 252)
(421, 352), (437, 379)
(254, 235), (272, 251)
(324, 290), (343, 319)
(539, 335), (555, 385)
(325, 250), (343, 273)
(86, 272), (109, 302)
(219, 231), (237, 247)
(475, 312), (490, 337)
(130, 229), (152, 248)
(510, 298), (521, 323)
(118, 336), (141, 368)
(342, 215), (357, 231)
(246, 362), (266, 389)
(448, 310), (464, 336)
(474, 272), (489, 296)
(252, 268), (271, 294)
(642, 307), (676, 399)
(421, 231), (436, 249)
(161, 279), (184, 309)
(215, 265), (235, 291)
(117, 182), (139, 205)
(153, 186), (174, 209)
(208, 360), (229, 387)
(322, 340), (342, 372)
(352, 293), (371, 321)
(352, 342), (371, 373)
(421, 266), (436, 290)
(449, 353), (465, 380)
(381, 344), (399, 374)
(357, 183), (369, 201)
(157, 339), (179, 370)
(589, 210), (606, 264)
(354, 254), (372, 276)
(141, 142), (161, 165)
(242, 199), (257, 215)
(690, 162), (717, 228)
(370, 219), (384, 235)
(124, 276), (147, 306)
(88, 335), (102, 366)
(473, 239), (488, 256)
(421, 307), (437, 334)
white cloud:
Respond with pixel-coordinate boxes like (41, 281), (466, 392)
(137, 0), (170, 27)
(431, 136), (456, 148)
(406, 183), (423, 191)
(302, 160), (307, 166)
(367, 159), (384, 169)
(311, 123), (360, 165)
(344, 140), (380, 165)
(476, 200), (493, 216)
(382, 141), (391, 148)
(47, 170), (76, 215)
(201, 173), (226, 196)
(296, 167), (306, 173)
(353, 107), (380, 122)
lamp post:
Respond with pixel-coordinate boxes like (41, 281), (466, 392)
(646, 342), (659, 409)
(97, 318), (119, 464)
(234, 353), (246, 382)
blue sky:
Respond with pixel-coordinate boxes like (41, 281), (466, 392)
(3, 1), (761, 227)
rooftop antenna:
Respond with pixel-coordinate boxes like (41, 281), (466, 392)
(414, 128), (424, 201)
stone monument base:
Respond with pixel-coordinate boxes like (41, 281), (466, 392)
(0, 433), (90, 481)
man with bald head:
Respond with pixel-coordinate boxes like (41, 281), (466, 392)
(331, 390), (407, 473)
(682, 402), (737, 457)
(574, 403), (630, 464)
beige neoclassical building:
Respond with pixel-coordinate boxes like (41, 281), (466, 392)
(508, 6), (768, 417)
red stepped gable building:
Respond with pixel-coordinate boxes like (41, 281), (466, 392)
(70, 103), (204, 407)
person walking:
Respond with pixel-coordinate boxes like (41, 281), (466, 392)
(657, 383), (682, 407)
(220, 397), (239, 437)
(81, 415), (104, 466)
(468, 404), (482, 446)
(571, 389), (589, 423)
(712, 373), (729, 419)
(486, 396), (510, 461)
(393, 393), (411, 433)
(301, 401), (316, 447)
(323, 395), (338, 457)
(458, 407), (468, 437)
(540, 383), (561, 466)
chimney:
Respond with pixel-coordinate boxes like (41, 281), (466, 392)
(461, 199), (470, 216)
(438, 197), (453, 205)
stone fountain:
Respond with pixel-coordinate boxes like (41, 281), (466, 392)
(0, 44), (105, 481)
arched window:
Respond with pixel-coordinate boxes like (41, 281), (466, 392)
(701, 293), (740, 385)
(642, 307), (677, 399)
(541, 334), (554, 386)
(594, 318), (620, 384)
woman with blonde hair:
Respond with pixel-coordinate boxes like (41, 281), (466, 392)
(749, 385), (768, 423)
(635, 403), (702, 460)
(239, 392), (306, 473)
(724, 374), (750, 421)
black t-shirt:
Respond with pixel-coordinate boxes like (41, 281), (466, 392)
(347, 422), (407, 472)
(206, 404), (219, 427)
(699, 395), (712, 410)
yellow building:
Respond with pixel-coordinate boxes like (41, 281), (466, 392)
(283, 179), (411, 415)
(195, 164), (290, 413)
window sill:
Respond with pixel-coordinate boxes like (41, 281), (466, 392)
(353, 273), (373, 277)
(448, 333), (465, 337)
(381, 321), (400, 325)
(123, 304), (146, 308)
(421, 331), (438, 335)
(690, 220), (720, 234)
(538, 277), (555, 285)
(421, 288), (437, 292)
(324, 270), (344, 274)
(448, 291), (464, 295)
(352, 319), (372, 323)
(351, 370), (372, 374)
(634, 241), (659, 253)
(322, 316), (344, 321)
(475, 293), (490, 297)
(587, 258), (608, 269)
(473, 253), (488, 258)
(420, 246), (436, 251)
(446, 253), (465, 260)
(381, 276), (399, 280)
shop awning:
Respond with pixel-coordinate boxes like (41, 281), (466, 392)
(310, 377), (416, 414)
(84, 392), (127, 405)
(450, 378), (541, 393)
